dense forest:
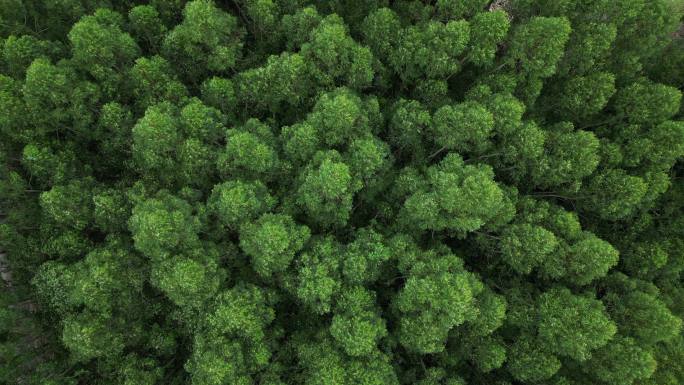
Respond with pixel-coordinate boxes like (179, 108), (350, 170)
(1, 0), (684, 384)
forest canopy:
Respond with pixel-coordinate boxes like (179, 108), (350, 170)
(1, 0), (684, 384)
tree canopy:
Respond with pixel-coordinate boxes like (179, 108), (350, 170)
(1, 1), (684, 384)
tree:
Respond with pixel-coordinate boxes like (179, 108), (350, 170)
(466, 10), (510, 67)
(61, 312), (125, 362)
(431, 101), (494, 154)
(128, 191), (200, 261)
(237, 0), (281, 44)
(506, 16), (572, 78)
(200, 76), (235, 115)
(581, 169), (648, 220)
(507, 335), (561, 382)
(393, 248), (480, 354)
(295, 150), (361, 228)
(234, 52), (310, 114)
(608, 290), (682, 345)
(467, 288), (507, 337)
(295, 335), (399, 385)
(179, 98), (224, 143)
(129, 56), (188, 111)
(22, 58), (85, 133)
(40, 179), (94, 231)
(585, 336), (657, 385)
(217, 119), (280, 181)
(345, 135), (391, 189)
(186, 284), (276, 385)
(95, 102), (134, 173)
(280, 6), (322, 51)
(92, 188), (130, 233)
(500, 223), (558, 275)
(390, 20), (470, 82)
(400, 154), (506, 235)
(239, 213), (310, 277)
(621, 241), (669, 278)
(68, 9), (139, 96)
(330, 286), (387, 357)
(128, 5), (167, 52)
(558, 21), (617, 75)
(207, 180), (275, 231)
(131, 102), (182, 184)
(536, 287), (616, 361)
(529, 123), (600, 190)
(387, 99), (431, 158)
(306, 87), (377, 147)
(415, 367), (465, 385)
(341, 227), (391, 285)
(554, 72), (616, 121)
(1, 35), (62, 79)
(614, 80), (682, 124)
(300, 14), (374, 90)
(561, 234), (619, 285)
(151, 251), (222, 308)
(294, 236), (343, 314)
(162, 0), (244, 79)
(361, 8), (401, 59)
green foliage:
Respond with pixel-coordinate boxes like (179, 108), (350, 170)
(507, 16), (572, 78)
(500, 223), (558, 274)
(295, 335), (398, 385)
(280, 6), (322, 51)
(129, 56), (188, 111)
(387, 98), (431, 158)
(131, 103), (182, 183)
(614, 80), (682, 124)
(40, 179), (93, 230)
(295, 150), (361, 228)
(400, 154), (506, 234)
(294, 236), (343, 314)
(207, 180), (275, 230)
(361, 8), (401, 59)
(239, 213), (310, 277)
(507, 335), (561, 382)
(302, 87), (378, 148)
(234, 52), (309, 113)
(300, 14), (374, 89)
(393, 247), (480, 353)
(330, 286), (386, 357)
(390, 20), (470, 82)
(68, 9), (139, 95)
(585, 336), (657, 385)
(581, 169), (648, 220)
(162, 0), (244, 79)
(432, 101), (494, 154)
(608, 290), (683, 345)
(186, 284), (276, 385)
(1, 1), (684, 384)
(341, 228), (390, 285)
(562, 234), (619, 285)
(200, 76), (235, 114)
(536, 287), (617, 361)
(62, 312), (125, 362)
(555, 72), (616, 121)
(436, 0), (489, 20)
(217, 119), (280, 180)
(467, 10), (510, 66)
(128, 191), (200, 261)
(128, 5), (167, 51)
(530, 123), (600, 190)
(2, 34), (62, 78)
